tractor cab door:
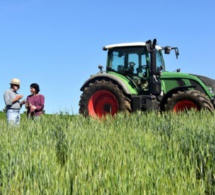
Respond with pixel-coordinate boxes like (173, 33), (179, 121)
(126, 50), (151, 93)
(107, 47), (151, 92)
(148, 50), (164, 95)
(128, 52), (149, 79)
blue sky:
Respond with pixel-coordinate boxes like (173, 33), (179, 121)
(1, 0), (215, 114)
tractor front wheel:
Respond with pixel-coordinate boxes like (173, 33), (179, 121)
(164, 90), (214, 112)
(79, 80), (131, 118)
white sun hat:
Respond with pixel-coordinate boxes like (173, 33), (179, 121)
(10, 78), (21, 85)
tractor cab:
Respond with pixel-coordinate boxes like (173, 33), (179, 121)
(103, 42), (165, 93)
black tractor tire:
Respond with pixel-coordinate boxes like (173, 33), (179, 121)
(79, 80), (131, 118)
(164, 90), (214, 112)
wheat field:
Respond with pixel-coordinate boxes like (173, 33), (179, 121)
(0, 111), (214, 194)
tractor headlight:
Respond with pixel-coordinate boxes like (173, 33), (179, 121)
(207, 86), (215, 95)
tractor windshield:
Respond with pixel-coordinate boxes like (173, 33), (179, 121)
(107, 47), (165, 76)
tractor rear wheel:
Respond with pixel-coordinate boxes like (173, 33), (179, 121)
(164, 90), (214, 112)
(79, 80), (131, 118)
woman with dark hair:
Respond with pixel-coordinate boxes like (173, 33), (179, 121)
(25, 83), (45, 118)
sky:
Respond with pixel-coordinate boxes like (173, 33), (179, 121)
(1, 0), (215, 114)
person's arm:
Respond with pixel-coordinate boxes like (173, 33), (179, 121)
(25, 96), (30, 108)
(12, 95), (23, 103)
(4, 91), (22, 105)
(35, 95), (45, 111)
(4, 91), (13, 106)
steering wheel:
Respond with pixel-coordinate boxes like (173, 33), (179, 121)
(129, 62), (135, 68)
(141, 65), (147, 69)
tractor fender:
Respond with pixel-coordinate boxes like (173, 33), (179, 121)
(160, 85), (194, 110)
(80, 73), (132, 94)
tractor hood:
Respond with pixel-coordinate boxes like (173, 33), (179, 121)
(161, 71), (194, 79)
(190, 74), (215, 95)
(161, 71), (215, 96)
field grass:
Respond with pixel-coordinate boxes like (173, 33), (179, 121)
(0, 111), (215, 194)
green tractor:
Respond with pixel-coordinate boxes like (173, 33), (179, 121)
(79, 39), (215, 118)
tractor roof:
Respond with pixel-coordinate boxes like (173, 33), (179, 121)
(103, 42), (162, 50)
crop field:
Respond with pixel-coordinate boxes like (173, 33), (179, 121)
(0, 111), (215, 194)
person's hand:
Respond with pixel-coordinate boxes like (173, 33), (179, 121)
(20, 100), (26, 105)
(13, 94), (23, 103)
(31, 105), (37, 111)
(25, 102), (29, 108)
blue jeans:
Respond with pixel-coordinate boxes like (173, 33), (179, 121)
(6, 109), (20, 125)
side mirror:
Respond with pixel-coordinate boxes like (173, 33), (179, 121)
(163, 46), (180, 58)
(164, 46), (171, 54)
(175, 48), (180, 59)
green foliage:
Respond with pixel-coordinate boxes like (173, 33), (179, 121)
(0, 112), (6, 120)
(0, 111), (214, 194)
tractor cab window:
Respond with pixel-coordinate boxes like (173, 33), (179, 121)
(146, 50), (165, 71)
(108, 51), (125, 72)
(128, 54), (138, 74)
(156, 51), (165, 71)
(107, 47), (149, 76)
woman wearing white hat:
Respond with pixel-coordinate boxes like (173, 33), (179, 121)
(3, 78), (25, 125)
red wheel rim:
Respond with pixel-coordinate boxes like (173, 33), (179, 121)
(173, 100), (198, 112)
(88, 90), (119, 118)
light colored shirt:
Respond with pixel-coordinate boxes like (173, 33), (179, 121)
(4, 88), (21, 109)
